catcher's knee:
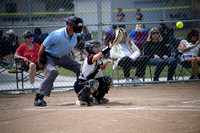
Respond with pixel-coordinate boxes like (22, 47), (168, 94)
(88, 79), (99, 94)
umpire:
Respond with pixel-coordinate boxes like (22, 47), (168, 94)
(34, 16), (83, 106)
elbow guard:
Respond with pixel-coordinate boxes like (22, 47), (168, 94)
(102, 46), (111, 55)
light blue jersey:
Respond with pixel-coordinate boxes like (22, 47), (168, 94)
(43, 27), (79, 58)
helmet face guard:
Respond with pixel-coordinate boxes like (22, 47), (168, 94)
(66, 16), (83, 33)
(85, 40), (101, 55)
(73, 23), (83, 33)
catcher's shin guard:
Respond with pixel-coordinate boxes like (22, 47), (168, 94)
(92, 76), (112, 103)
(78, 79), (99, 102)
(92, 86), (110, 103)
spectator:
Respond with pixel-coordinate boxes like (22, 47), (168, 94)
(127, 24), (148, 51)
(74, 40), (113, 105)
(144, 27), (178, 81)
(158, 21), (180, 53)
(115, 8), (126, 29)
(103, 25), (117, 46)
(110, 29), (149, 83)
(0, 29), (8, 60)
(6, 29), (20, 55)
(33, 27), (48, 46)
(158, 21), (171, 45)
(34, 16), (83, 107)
(14, 30), (44, 88)
(76, 26), (92, 61)
(136, 9), (143, 21)
(178, 29), (200, 79)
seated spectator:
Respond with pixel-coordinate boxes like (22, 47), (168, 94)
(14, 30), (45, 88)
(33, 27), (48, 46)
(0, 29), (19, 60)
(158, 21), (172, 45)
(127, 24), (148, 52)
(0, 29), (8, 60)
(178, 29), (200, 79)
(6, 29), (20, 54)
(103, 25), (117, 46)
(76, 26), (92, 61)
(110, 29), (149, 83)
(144, 27), (178, 81)
(158, 21), (180, 54)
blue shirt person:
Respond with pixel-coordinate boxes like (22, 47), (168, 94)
(34, 16), (84, 107)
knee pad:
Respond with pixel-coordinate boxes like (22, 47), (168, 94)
(88, 79), (99, 94)
(103, 76), (113, 87)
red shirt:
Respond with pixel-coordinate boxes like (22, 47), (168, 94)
(16, 43), (40, 63)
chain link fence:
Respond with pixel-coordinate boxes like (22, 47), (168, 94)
(0, 0), (200, 91)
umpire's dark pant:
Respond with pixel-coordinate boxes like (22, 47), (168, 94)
(39, 55), (80, 97)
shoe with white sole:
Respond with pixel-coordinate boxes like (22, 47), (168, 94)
(132, 78), (143, 85)
(76, 100), (88, 106)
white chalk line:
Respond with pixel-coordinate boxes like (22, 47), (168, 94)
(182, 100), (200, 103)
(25, 105), (200, 112)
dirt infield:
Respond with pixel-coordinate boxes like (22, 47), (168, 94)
(0, 82), (200, 133)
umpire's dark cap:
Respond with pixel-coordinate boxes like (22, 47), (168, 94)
(66, 16), (83, 24)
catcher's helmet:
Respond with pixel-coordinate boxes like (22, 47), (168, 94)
(85, 40), (101, 55)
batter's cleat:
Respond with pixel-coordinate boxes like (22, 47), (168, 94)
(93, 98), (109, 104)
(76, 100), (88, 106)
(34, 99), (47, 107)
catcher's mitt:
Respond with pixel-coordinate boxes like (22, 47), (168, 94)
(110, 28), (125, 46)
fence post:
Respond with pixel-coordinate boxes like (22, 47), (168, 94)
(27, 0), (32, 25)
(97, 0), (102, 42)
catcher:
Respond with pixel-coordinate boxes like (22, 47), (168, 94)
(74, 28), (125, 106)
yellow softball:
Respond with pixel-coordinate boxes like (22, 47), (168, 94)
(176, 21), (183, 29)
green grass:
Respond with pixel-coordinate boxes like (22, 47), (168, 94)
(56, 63), (192, 80)
(105, 64), (192, 80)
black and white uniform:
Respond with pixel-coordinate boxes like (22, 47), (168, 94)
(74, 54), (112, 101)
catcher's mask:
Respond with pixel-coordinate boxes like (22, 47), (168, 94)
(85, 40), (102, 55)
(66, 16), (83, 33)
